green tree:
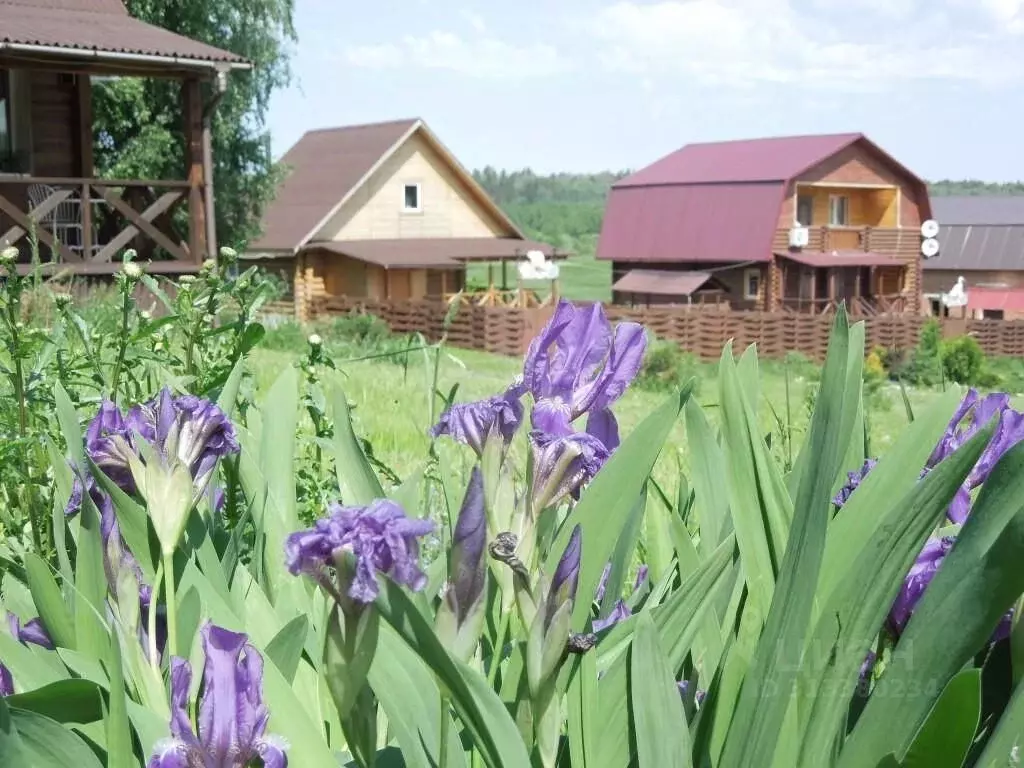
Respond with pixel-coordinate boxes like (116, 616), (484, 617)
(92, 0), (296, 250)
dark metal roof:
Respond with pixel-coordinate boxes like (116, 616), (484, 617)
(776, 251), (903, 268)
(929, 224), (1024, 271)
(598, 132), (930, 266)
(249, 119), (419, 252)
(930, 196), (1024, 226)
(597, 183), (781, 264)
(612, 269), (714, 296)
(303, 238), (560, 269)
(1, 0), (249, 65)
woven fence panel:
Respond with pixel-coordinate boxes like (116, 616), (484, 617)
(312, 297), (1024, 363)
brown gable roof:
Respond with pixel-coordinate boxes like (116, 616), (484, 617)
(1, 0), (248, 65)
(250, 118), (525, 253)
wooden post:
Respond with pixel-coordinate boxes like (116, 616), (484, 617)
(182, 78), (206, 262)
(385, 269), (392, 300)
(74, 74), (94, 258)
(809, 267), (817, 314)
(293, 254), (306, 322)
(828, 268), (836, 312)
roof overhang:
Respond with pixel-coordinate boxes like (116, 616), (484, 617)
(776, 250), (905, 268)
(0, 42), (250, 75)
(300, 237), (564, 269)
(612, 269), (722, 296)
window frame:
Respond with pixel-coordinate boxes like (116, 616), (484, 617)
(402, 182), (422, 213)
(796, 194), (814, 226)
(0, 68), (13, 160)
(743, 268), (761, 301)
(828, 194), (849, 226)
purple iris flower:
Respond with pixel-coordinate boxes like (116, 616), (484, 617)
(127, 388), (240, 492)
(677, 680), (707, 705)
(430, 380), (526, 456)
(1, 611), (54, 696)
(83, 400), (139, 495)
(7, 612), (54, 650)
(523, 301), (646, 441)
(542, 525), (582, 631)
(592, 565), (649, 631)
(529, 429), (611, 510)
(285, 499), (435, 604)
(148, 623), (288, 768)
(447, 467), (487, 625)
(888, 535), (956, 635)
(832, 458), (878, 508)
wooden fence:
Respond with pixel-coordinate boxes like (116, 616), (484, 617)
(313, 297), (1024, 362)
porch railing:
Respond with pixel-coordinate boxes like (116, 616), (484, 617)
(772, 226), (920, 257)
(778, 294), (908, 316)
(442, 287), (557, 308)
(0, 177), (196, 265)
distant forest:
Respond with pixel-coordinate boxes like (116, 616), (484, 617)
(471, 167), (1024, 258)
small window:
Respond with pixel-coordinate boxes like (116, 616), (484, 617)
(743, 268), (761, 300)
(828, 195), (849, 226)
(796, 195), (814, 226)
(983, 309), (1005, 320)
(402, 183), (421, 212)
(0, 70), (12, 162)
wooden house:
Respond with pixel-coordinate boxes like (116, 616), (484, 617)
(925, 197), (1024, 320)
(0, 0), (249, 275)
(244, 118), (557, 318)
(597, 133), (932, 315)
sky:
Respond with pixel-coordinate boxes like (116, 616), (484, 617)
(266, 0), (1024, 181)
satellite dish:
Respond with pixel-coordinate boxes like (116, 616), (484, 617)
(921, 219), (940, 238)
(921, 238), (940, 258)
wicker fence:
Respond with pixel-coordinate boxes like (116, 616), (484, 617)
(314, 297), (1024, 362)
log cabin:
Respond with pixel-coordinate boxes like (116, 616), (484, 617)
(244, 118), (560, 319)
(0, 0), (249, 276)
(597, 133), (933, 315)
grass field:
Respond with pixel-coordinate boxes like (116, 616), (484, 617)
(250, 339), (960, 497)
(465, 252), (612, 302)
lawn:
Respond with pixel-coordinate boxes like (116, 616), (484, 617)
(465, 251), (612, 303)
(250, 336), (956, 496)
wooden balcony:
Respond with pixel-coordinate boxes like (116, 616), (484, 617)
(0, 176), (201, 271)
(772, 226), (920, 257)
(779, 294), (908, 317)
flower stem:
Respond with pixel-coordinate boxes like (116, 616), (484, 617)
(486, 610), (512, 688)
(439, 692), (451, 767)
(109, 286), (131, 402)
(149, 558), (165, 669)
(162, 552), (178, 660)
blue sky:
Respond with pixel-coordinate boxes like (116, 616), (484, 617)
(267, 0), (1024, 181)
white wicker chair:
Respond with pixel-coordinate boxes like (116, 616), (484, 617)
(27, 183), (86, 258)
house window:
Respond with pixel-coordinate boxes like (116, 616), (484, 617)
(0, 70), (12, 163)
(743, 268), (761, 300)
(796, 195), (814, 226)
(829, 195), (849, 226)
(983, 309), (1005, 320)
(402, 183), (421, 212)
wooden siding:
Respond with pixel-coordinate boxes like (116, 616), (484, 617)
(29, 70), (77, 177)
(793, 186), (897, 228)
(316, 132), (514, 242)
(300, 248), (463, 302)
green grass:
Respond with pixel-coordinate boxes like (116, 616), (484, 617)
(464, 251), (611, 303)
(250, 340), (965, 499)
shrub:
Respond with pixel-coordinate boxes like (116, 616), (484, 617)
(940, 335), (985, 385)
(634, 337), (705, 394)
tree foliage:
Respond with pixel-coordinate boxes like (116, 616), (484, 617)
(92, 0), (296, 250)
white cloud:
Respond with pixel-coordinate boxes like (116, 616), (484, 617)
(345, 31), (569, 80)
(584, 0), (1024, 89)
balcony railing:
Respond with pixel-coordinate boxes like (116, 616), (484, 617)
(772, 226), (919, 257)
(779, 294), (908, 316)
(0, 176), (198, 266)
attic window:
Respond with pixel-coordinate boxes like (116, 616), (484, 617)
(403, 183), (421, 212)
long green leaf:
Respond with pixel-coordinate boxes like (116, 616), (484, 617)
(841, 439), (1024, 766)
(902, 669), (981, 768)
(974, 672), (1024, 767)
(630, 613), (693, 768)
(375, 578), (530, 768)
(73, 489), (108, 659)
(547, 383), (693, 631)
(265, 615), (309, 685)
(216, 357), (246, 416)
(5, 680), (104, 724)
(718, 310), (851, 768)
(683, 399), (732, 552)
(88, 462), (157, 581)
(7, 708), (103, 768)
(54, 382), (84, 468)
(22, 554), (74, 650)
(797, 421), (994, 766)
(567, 652), (597, 768)
(717, 342), (792, 620)
(329, 379), (385, 504)
(105, 632), (135, 768)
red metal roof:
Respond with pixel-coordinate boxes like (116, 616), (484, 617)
(597, 183), (782, 264)
(776, 251), (904, 268)
(612, 269), (713, 296)
(598, 132), (930, 267)
(616, 133), (863, 187)
(1, 0), (248, 65)
(967, 286), (1024, 312)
